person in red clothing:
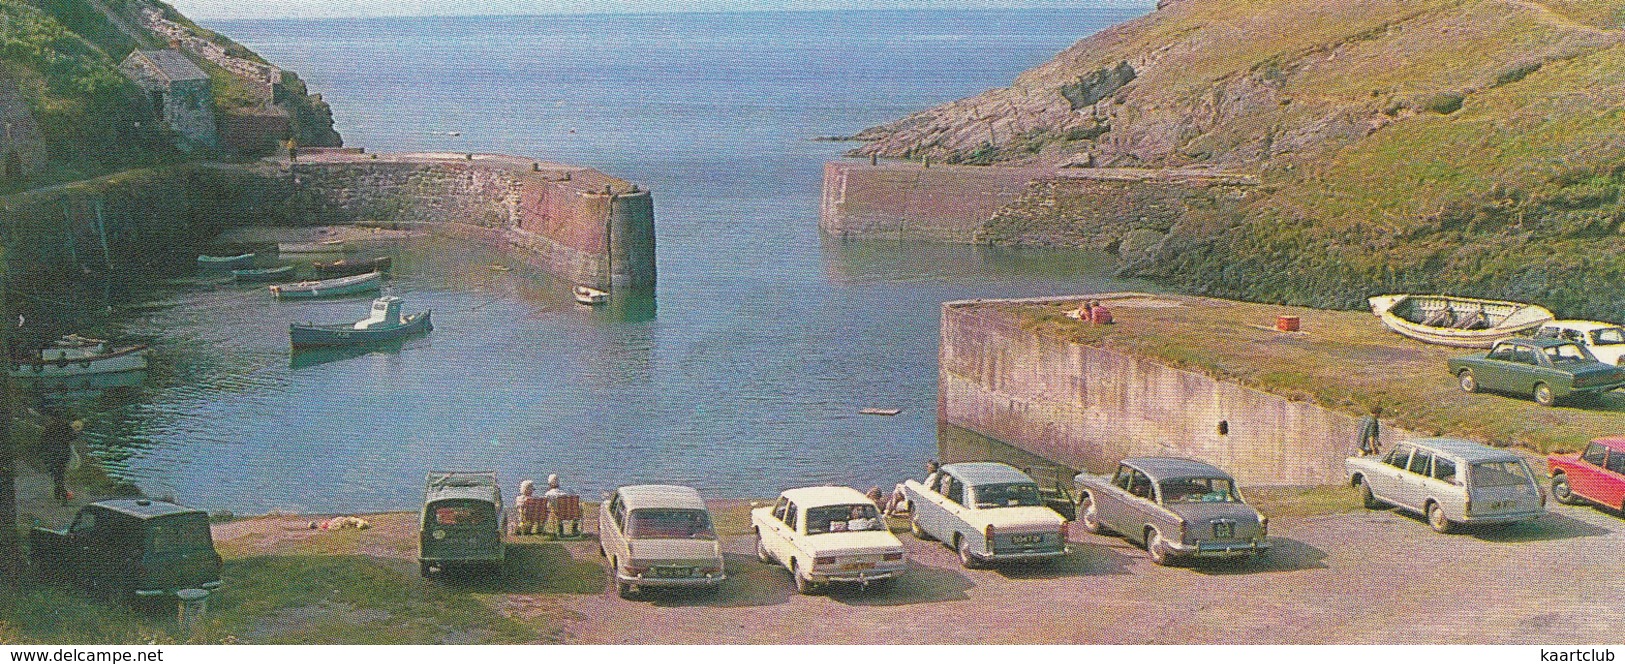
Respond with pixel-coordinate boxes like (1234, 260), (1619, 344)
(1090, 300), (1114, 325)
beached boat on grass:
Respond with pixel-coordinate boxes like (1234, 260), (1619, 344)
(269, 271), (383, 299)
(573, 285), (607, 305)
(232, 265), (296, 283)
(313, 256), (392, 278)
(197, 253), (255, 270)
(1368, 294), (1554, 348)
(10, 335), (150, 379)
(289, 296), (432, 349)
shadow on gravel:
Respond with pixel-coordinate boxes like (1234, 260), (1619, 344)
(1466, 512), (1611, 543)
(991, 543), (1135, 580)
(825, 561), (973, 606)
(1187, 537), (1327, 575)
(638, 552), (792, 609)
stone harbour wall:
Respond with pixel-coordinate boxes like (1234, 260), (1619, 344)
(938, 297), (1413, 486)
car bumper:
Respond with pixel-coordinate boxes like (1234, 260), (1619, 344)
(1172, 540), (1271, 557)
(976, 546), (1069, 563)
(1570, 383), (1625, 394)
(1460, 510), (1542, 524)
(809, 567), (906, 584)
(135, 580), (222, 598)
(617, 572), (727, 588)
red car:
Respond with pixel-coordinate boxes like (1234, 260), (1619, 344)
(1548, 437), (1625, 512)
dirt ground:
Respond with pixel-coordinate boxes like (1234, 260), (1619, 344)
(210, 497), (1625, 645)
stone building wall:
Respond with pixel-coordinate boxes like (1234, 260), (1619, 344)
(938, 297), (1413, 486)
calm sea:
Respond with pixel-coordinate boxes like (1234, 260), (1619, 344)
(76, 8), (1155, 512)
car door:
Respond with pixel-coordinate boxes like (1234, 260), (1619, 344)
(1569, 442), (1609, 501)
(1511, 345), (1546, 394)
(63, 507), (102, 591)
(1371, 444), (1414, 507)
(1477, 343), (1518, 390)
(1401, 448), (1435, 508)
(938, 474), (970, 541)
(762, 497), (795, 563)
(1601, 449), (1625, 509)
(1121, 469), (1158, 542)
(1093, 465), (1134, 533)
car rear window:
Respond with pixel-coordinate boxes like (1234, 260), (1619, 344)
(1593, 328), (1625, 346)
(627, 508), (716, 540)
(806, 504), (882, 534)
(974, 482), (1043, 508)
(147, 514), (212, 555)
(1159, 477), (1239, 504)
(1543, 343), (1594, 364)
(1471, 461), (1534, 488)
(431, 500), (494, 528)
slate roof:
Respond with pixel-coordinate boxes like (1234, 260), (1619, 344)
(130, 49), (208, 82)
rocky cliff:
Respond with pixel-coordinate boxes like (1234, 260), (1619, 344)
(854, 0), (1625, 318)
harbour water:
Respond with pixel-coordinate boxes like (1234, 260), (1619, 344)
(65, 7), (1157, 512)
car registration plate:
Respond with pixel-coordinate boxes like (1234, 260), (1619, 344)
(1010, 534), (1043, 545)
(652, 567), (692, 578)
(1488, 500), (1515, 510)
(842, 562), (876, 571)
(1213, 522), (1234, 539)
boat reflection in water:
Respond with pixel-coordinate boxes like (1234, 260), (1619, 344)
(586, 291), (656, 324)
(26, 369), (149, 396)
(290, 338), (429, 370)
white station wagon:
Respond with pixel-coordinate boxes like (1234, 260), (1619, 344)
(903, 462), (1068, 568)
(598, 484), (726, 598)
(751, 486), (906, 594)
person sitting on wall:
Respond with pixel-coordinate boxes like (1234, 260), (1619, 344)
(1090, 300), (1114, 325)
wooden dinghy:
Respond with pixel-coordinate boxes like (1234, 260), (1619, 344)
(10, 335), (150, 379)
(573, 285), (608, 305)
(313, 256), (392, 279)
(232, 265), (296, 283)
(197, 253), (255, 270)
(289, 296), (433, 349)
(1368, 294), (1554, 348)
(269, 271), (384, 299)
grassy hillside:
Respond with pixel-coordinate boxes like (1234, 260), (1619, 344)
(856, 0), (1625, 319)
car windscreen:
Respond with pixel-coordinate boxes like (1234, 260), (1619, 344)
(428, 499), (495, 529)
(1470, 461), (1534, 488)
(1543, 343), (1595, 364)
(1159, 477), (1240, 504)
(1593, 328), (1625, 346)
(805, 504), (882, 534)
(147, 514), (212, 555)
(627, 508), (716, 540)
(973, 482), (1043, 508)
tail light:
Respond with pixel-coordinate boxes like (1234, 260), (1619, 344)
(1258, 516), (1268, 538)
(984, 524), (996, 549)
(814, 556), (835, 566)
(882, 552), (903, 561)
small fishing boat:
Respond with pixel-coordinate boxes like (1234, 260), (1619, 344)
(859, 408), (902, 416)
(289, 296), (432, 349)
(573, 285), (608, 305)
(278, 239), (354, 254)
(232, 265), (296, 283)
(1368, 294), (1555, 348)
(313, 256), (392, 279)
(197, 253), (255, 270)
(269, 271), (384, 299)
(10, 335), (150, 379)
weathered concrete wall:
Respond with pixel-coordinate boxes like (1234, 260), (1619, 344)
(819, 161), (1255, 249)
(938, 297), (1413, 486)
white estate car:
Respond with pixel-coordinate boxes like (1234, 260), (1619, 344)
(904, 462), (1069, 568)
(751, 486), (906, 594)
(598, 484), (726, 598)
(1537, 320), (1625, 365)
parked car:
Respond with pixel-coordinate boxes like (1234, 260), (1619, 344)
(903, 462), (1068, 568)
(598, 484), (725, 598)
(30, 499), (222, 600)
(1072, 457), (1268, 565)
(1346, 438), (1545, 533)
(418, 471), (506, 578)
(751, 485), (906, 594)
(1548, 437), (1625, 513)
(1448, 337), (1625, 406)
(1535, 321), (1625, 365)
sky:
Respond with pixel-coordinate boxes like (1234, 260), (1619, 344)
(166, 0), (1151, 20)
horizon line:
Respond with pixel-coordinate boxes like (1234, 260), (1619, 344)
(189, 2), (1154, 22)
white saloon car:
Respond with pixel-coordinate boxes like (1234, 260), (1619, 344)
(1537, 320), (1625, 365)
(598, 484), (726, 598)
(751, 486), (906, 594)
(904, 462), (1069, 568)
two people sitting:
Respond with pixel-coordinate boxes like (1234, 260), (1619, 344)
(514, 474), (583, 537)
(1421, 305), (1488, 330)
(1073, 300), (1114, 325)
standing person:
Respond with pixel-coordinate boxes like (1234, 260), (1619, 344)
(40, 409), (77, 503)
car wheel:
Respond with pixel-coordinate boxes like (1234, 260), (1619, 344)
(1078, 494), (1106, 534)
(755, 530), (773, 564)
(909, 516), (933, 541)
(955, 535), (984, 570)
(1551, 473), (1581, 505)
(1426, 502), (1454, 534)
(1457, 369), (1478, 393)
(1146, 528), (1173, 566)
(1534, 383), (1557, 407)
(1358, 479), (1384, 509)
(791, 561), (815, 595)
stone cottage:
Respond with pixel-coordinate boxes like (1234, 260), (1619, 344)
(119, 49), (218, 148)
